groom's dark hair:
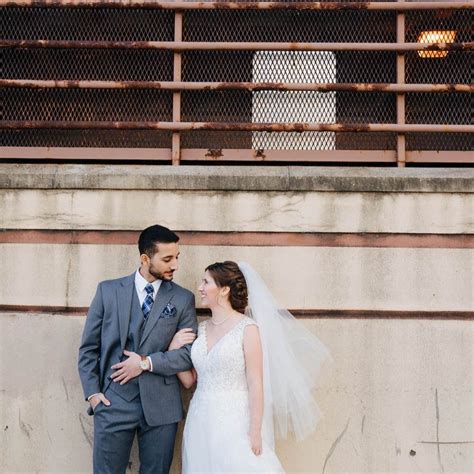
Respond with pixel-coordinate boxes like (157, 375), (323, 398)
(138, 225), (179, 256)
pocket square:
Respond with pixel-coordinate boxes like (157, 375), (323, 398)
(160, 303), (177, 319)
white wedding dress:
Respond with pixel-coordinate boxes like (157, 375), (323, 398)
(182, 318), (284, 473)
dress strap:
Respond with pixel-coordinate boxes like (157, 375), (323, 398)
(197, 321), (206, 336)
(239, 317), (258, 330)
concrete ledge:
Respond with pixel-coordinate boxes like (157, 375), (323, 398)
(1, 165), (473, 193)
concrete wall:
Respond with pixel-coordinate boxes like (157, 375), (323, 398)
(1, 165), (473, 473)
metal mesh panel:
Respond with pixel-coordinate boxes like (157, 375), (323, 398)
(184, 9), (396, 43)
(406, 93), (471, 125)
(181, 90), (253, 149)
(2, 7), (174, 41)
(3, 49), (174, 81)
(183, 51), (255, 82)
(2, 88), (172, 148)
(406, 133), (472, 152)
(253, 51), (335, 83)
(404, 10), (472, 151)
(182, 49), (254, 148)
(1, 4), (471, 160)
(252, 90), (336, 150)
(4, 88), (172, 122)
(252, 50), (335, 150)
(1, 130), (172, 148)
(406, 92), (472, 151)
(335, 52), (397, 83)
(2, 6), (174, 148)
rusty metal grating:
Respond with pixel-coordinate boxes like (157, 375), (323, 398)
(0, 2), (472, 163)
(183, 51), (255, 82)
(0, 129), (172, 149)
(3, 49), (174, 81)
(4, 89), (173, 122)
(183, 9), (396, 43)
(2, 7), (174, 41)
(407, 133), (472, 152)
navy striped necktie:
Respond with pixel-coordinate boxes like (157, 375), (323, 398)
(142, 283), (154, 319)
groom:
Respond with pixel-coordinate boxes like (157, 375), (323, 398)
(78, 225), (197, 474)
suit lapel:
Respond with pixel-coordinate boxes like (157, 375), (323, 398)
(117, 274), (135, 350)
(139, 281), (173, 348)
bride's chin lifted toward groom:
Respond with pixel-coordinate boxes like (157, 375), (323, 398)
(78, 225), (197, 474)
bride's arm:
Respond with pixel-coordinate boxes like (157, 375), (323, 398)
(169, 328), (197, 389)
(243, 324), (264, 456)
(176, 368), (197, 389)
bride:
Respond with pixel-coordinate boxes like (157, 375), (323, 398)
(168, 261), (329, 473)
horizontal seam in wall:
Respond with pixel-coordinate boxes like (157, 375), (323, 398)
(0, 306), (472, 320)
(0, 230), (473, 249)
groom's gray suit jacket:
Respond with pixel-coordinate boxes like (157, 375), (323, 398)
(78, 273), (197, 426)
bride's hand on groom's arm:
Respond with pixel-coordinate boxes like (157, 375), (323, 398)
(168, 328), (196, 350)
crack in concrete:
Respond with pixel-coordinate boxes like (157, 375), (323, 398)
(395, 443), (401, 456)
(435, 388), (445, 474)
(322, 417), (350, 474)
(18, 410), (32, 438)
(418, 441), (474, 445)
(62, 377), (69, 401)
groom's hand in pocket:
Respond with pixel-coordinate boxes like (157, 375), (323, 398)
(111, 350), (143, 385)
(90, 393), (110, 411)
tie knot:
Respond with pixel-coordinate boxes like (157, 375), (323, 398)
(145, 283), (154, 296)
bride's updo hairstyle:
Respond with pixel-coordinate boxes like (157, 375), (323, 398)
(205, 261), (248, 313)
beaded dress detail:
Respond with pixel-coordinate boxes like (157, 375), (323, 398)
(182, 317), (284, 473)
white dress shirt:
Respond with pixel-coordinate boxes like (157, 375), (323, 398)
(134, 269), (162, 307)
(134, 269), (162, 372)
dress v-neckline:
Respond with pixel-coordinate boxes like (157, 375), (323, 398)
(203, 318), (245, 356)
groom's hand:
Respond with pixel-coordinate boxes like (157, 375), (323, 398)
(89, 393), (110, 411)
(111, 350), (143, 385)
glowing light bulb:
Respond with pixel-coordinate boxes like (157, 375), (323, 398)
(417, 30), (457, 58)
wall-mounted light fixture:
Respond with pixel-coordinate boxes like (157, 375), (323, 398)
(417, 30), (457, 58)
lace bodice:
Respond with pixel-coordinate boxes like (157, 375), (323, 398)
(184, 316), (285, 473)
(191, 317), (257, 394)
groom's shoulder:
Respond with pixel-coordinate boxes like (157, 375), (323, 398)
(97, 273), (134, 290)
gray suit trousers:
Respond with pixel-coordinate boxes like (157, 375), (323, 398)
(93, 387), (177, 474)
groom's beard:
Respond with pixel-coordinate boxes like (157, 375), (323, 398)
(149, 267), (175, 281)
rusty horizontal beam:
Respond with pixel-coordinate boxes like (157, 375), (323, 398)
(2, 148), (472, 164)
(0, 147), (172, 160)
(2, 1), (472, 11)
(2, 121), (473, 133)
(2, 79), (472, 94)
(0, 147), (397, 162)
(1, 40), (472, 52)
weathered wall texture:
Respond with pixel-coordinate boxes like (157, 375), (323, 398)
(1, 314), (472, 473)
(1, 165), (473, 473)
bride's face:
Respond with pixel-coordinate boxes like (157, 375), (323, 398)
(198, 271), (227, 308)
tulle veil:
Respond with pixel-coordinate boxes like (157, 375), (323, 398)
(238, 262), (330, 448)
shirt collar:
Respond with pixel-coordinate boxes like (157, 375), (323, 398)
(135, 269), (162, 295)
